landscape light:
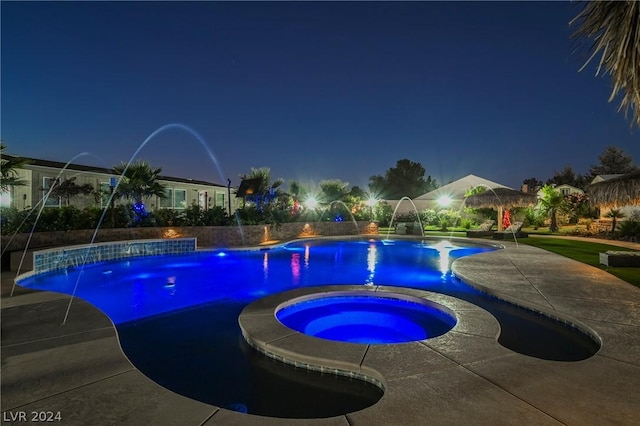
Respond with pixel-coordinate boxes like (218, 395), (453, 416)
(305, 196), (319, 210)
(437, 195), (452, 207)
(365, 196), (377, 207)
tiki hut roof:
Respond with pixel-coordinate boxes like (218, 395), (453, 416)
(587, 170), (640, 207)
(464, 187), (538, 209)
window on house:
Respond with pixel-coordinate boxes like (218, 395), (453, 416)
(100, 182), (112, 208)
(42, 177), (61, 207)
(0, 189), (11, 208)
(160, 189), (173, 208)
(216, 193), (225, 208)
(174, 189), (187, 209)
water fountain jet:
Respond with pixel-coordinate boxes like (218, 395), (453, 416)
(315, 200), (360, 236)
(62, 123), (231, 324)
(386, 196), (425, 240)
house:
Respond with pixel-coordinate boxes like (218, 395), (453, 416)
(1, 155), (238, 214)
(553, 184), (584, 196)
(536, 184), (584, 198)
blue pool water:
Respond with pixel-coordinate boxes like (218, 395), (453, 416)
(18, 238), (600, 418)
(276, 294), (456, 343)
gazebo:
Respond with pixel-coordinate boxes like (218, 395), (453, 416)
(587, 170), (640, 208)
(464, 187), (538, 231)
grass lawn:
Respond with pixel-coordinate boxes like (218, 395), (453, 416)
(519, 237), (640, 288)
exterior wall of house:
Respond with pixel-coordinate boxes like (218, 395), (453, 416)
(4, 160), (239, 214)
(554, 184), (584, 196)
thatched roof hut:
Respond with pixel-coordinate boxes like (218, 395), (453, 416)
(465, 188), (538, 231)
(587, 170), (640, 207)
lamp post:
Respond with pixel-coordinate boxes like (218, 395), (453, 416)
(109, 177), (117, 228)
(227, 178), (232, 216)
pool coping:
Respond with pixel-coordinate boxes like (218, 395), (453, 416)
(239, 285), (496, 392)
(2, 236), (640, 425)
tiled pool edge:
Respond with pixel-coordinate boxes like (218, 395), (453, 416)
(450, 249), (604, 349)
(238, 285), (498, 395)
(31, 238), (197, 275)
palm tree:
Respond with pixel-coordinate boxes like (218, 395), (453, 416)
(571, 1), (640, 128)
(0, 143), (30, 192)
(319, 179), (350, 203)
(538, 185), (565, 232)
(242, 167), (284, 212)
(112, 160), (167, 219)
(47, 177), (94, 206)
(605, 209), (625, 232)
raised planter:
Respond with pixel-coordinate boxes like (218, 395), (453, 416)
(599, 251), (640, 267)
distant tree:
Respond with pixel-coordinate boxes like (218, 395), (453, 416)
(0, 143), (30, 192)
(349, 185), (366, 200)
(521, 177), (544, 193)
(538, 185), (564, 232)
(368, 175), (386, 197)
(368, 159), (438, 199)
(288, 181), (308, 201)
(47, 177), (94, 206)
(113, 160), (167, 220)
(547, 166), (589, 189)
(319, 179), (350, 203)
(589, 146), (638, 177)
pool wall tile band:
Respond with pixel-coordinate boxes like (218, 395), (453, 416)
(242, 332), (386, 390)
(32, 238), (197, 274)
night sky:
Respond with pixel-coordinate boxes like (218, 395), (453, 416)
(2, 1), (638, 191)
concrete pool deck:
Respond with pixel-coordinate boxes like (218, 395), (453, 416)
(2, 238), (639, 425)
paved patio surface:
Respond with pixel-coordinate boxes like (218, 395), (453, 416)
(1, 237), (639, 425)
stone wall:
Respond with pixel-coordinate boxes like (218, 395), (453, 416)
(2, 221), (378, 270)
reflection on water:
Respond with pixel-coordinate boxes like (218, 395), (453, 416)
(366, 242), (377, 285)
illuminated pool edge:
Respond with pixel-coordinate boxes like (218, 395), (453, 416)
(238, 285), (500, 393)
(275, 292), (457, 344)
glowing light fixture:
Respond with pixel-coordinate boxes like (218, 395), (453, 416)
(365, 196), (377, 207)
(305, 196), (319, 210)
(437, 195), (452, 207)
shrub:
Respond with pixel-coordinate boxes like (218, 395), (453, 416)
(203, 206), (230, 226)
(437, 209), (460, 228)
(0, 207), (34, 234)
(618, 219), (640, 240)
(183, 204), (205, 226)
(523, 207), (545, 229)
(460, 218), (473, 230)
(420, 209), (438, 226)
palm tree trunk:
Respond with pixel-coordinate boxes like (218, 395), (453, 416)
(549, 210), (558, 232)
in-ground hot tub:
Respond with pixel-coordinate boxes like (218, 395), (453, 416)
(275, 291), (457, 344)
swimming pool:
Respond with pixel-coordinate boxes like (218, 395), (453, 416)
(17, 237), (600, 418)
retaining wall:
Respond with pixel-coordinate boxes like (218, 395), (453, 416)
(2, 221), (378, 271)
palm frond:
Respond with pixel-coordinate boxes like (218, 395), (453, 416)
(571, 1), (640, 127)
